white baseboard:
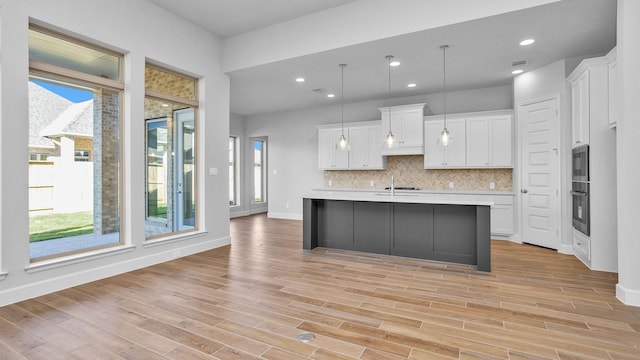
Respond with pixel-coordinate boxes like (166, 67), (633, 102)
(268, 212), (302, 220)
(558, 243), (574, 255)
(0, 236), (230, 307)
(230, 210), (251, 218)
(616, 283), (640, 307)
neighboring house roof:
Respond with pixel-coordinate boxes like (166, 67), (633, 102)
(29, 81), (72, 148)
(40, 100), (93, 138)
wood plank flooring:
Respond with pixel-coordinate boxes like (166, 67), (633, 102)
(1, 213), (639, 359)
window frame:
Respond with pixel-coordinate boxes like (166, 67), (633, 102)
(144, 62), (200, 240)
(28, 24), (125, 262)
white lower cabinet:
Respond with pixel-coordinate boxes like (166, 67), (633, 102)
(573, 229), (590, 262)
(490, 195), (514, 236)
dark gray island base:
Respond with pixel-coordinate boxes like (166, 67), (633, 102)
(303, 198), (491, 272)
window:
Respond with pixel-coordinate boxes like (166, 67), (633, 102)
(229, 136), (238, 206)
(145, 65), (198, 238)
(29, 153), (49, 162)
(28, 25), (124, 261)
(74, 150), (91, 162)
(253, 139), (266, 203)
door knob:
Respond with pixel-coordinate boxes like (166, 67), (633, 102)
(521, 189), (528, 194)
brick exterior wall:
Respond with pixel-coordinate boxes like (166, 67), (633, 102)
(93, 88), (120, 234)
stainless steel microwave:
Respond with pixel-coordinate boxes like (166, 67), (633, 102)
(572, 144), (589, 182)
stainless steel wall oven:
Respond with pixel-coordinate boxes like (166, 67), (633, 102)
(572, 145), (590, 235)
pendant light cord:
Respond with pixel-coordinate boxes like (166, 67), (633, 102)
(441, 45), (448, 130)
(340, 64), (345, 135)
(386, 55), (393, 133)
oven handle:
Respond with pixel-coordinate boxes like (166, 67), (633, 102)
(571, 191), (588, 197)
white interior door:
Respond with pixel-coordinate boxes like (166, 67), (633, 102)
(519, 98), (560, 249)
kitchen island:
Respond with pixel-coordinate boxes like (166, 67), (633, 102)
(303, 191), (493, 271)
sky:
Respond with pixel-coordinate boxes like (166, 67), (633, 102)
(31, 80), (94, 103)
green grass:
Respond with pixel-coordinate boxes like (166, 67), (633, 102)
(29, 211), (93, 242)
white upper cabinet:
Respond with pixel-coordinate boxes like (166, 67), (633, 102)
(318, 121), (385, 170)
(424, 110), (513, 169)
(379, 103), (425, 155)
(349, 124), (385, 169)
(318, 128), (349, 170)
(568, 50), (613, 147)
(571, 70), (591, 147)
(607, 48), (619, 128)
(466, 115), (513, 167)
(424, 117), (466, 168)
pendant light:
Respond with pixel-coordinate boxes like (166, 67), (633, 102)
(439, 45), (452, 146)
(336, 64), (350, 151)
(383, 55), (397, 148)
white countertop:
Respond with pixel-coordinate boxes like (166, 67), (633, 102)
(305, 190), (495, 206)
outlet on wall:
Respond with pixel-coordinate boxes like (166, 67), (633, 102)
(328, 180), (333, 187)
(370, 180), (375, 187)
(449, 182), (454, 189)
(285, 202), (290, 209)
(489, 182), (495, 190)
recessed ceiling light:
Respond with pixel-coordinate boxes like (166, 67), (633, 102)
(512, 69), (524, 75)
(407, 83), (417, 88)
(520, 39), (535, 46)
(295, 77), (305, 82)
(327, 93), (335, 98)
(390, 61), (400, 67)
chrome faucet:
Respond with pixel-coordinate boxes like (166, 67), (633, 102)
(390, 173), (395, 196)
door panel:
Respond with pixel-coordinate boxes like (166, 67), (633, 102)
(520, 98), (559, 249)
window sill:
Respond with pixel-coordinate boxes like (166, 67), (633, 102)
(25, 245), (136, 274)
(144, 230), (208, 248)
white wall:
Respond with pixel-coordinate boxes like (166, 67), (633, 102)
(616, 0), (640, 306)
(243, 85), (512, 219)
(229, 113), (248, 217)
(513, 60), (573, 252)
(0, 0), (230, 306)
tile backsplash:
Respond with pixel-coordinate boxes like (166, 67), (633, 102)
(324, 155), (512, 191)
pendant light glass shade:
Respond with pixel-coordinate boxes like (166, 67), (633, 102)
(336, 64), (350, 151)
(383, 55), (397, 149)
(439, 45), (453, 147)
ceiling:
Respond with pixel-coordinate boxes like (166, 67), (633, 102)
(148, 0), (616, 116)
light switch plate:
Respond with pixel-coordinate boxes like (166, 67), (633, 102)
(209, 167), (218, 176)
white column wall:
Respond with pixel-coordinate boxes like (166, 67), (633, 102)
(616, 0), (640, 306)
(0, 0), (230, 306)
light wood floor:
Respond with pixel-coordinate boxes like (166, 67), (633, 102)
(1, 214), (639, 359)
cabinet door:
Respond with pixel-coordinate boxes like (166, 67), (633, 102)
(572, 71), (590, 146)
(466, 117), (490, 167)
(399, 108), (424, 147)
(444, 118), (466, 167)
(489, 115), (513, 167)
(318, 128), (348, 169)
(349, 126), (368, 169)
(424, 119), (446, 167)
(608, 58), (619, 127)
(318, 128), (336, 169)
(366, 126), (384, 169)
(491, 204), (514, 235)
